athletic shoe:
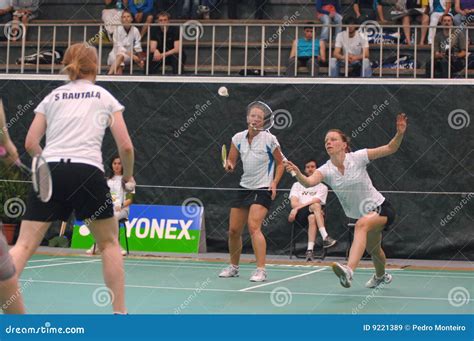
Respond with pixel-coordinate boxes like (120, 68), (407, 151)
(332, 262), (353, 288)
(323, 236), (337, 248)
(86, 244), (98, 255)
(249, 268), (267, 282)
(365, 273), (393, 288)
(219, 265), (239, 278)
(305, 249), (314, 262)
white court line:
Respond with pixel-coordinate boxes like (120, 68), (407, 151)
(239, 268), (328, 292)
(24, 260), (101, 269)
(28, 258), (67, 263)
(43, 260), (474, 278)
(18, 279), (474, 303)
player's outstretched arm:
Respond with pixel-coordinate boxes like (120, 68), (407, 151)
(367, 113), (407, 161)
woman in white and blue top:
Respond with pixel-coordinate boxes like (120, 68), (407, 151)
(286, 113), (407, 289)
(219, 102), (285, 282)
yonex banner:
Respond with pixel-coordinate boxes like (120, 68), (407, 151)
(71, 204), (205, 253)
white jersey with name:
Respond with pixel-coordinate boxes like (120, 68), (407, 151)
(34, 79), (124, 171)
(232, 129), (280, 189)
(289, 182), (328, 206)
(318, 149), (385, 219)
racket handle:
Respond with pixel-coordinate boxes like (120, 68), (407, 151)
(59, 221), (67, 237)
(124, 181), (135, 192)
(290, 170), (296, 177)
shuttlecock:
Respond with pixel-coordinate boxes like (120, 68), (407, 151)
(218, 86), (229, 97)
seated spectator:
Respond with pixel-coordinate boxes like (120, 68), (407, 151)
(286, 25), (326, 77)
(107, 10), (143, 75)
(454, 0), (474, 26)
(128, 0), (154, 37)
(182, 0), (199, 19)
(316, 0), (343, 41)
(288, 159), (337, 262)
(425, 13), (466, 77)
(354, 0), (388, 24)
(148, 12), (186, 75)
(0, 0), (13, 24)
(102, 0), (127, 41)
(393, 0), (429, 45)
(427, 0), (451, 43)
(329, 16), (372, 77)
(198, 0), (220, 19)
(11, 0), (39, 41)
(228, 0), (268, 19)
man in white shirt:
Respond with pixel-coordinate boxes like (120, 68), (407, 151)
(329, 16), (372, 77)
(289, 159), (337, 261)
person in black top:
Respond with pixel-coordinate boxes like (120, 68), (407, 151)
(353, 0), (387, 24)
(148, 12), (186, 74)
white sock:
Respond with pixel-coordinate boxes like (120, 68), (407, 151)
(319, 227), (328, 240)
(307, 242), (315, 251)
(257, 267), (265, 271)
(375, 273), (385, 279)
(231, 264), (239, 269)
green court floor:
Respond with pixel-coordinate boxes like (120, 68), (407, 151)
(19, 255), (474, 314)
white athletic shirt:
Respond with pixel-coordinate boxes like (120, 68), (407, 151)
(318, 149), (385, 219)
(289, 182), (328, 206)
(107, 174), (135, 215)
(34, 79), (124, 171)
(112, 25), (142, 54)
(231, 130), (280, 189)
(335, 30), (369, 56)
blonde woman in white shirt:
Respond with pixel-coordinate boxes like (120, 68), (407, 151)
(285, 114), (407, 289)
(108, 10), (143, 75)
(9, 43), (135, 314)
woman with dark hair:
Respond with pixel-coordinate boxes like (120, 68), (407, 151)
(285, 114), (407, 289)
(87, 156), (134, 255)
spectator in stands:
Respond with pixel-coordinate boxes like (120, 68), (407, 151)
(128, 0), (154, 37)
(0, 0), (13, 26)
(329, 16), (372, 77)
(148, 12), (185, 74)
(228, 0), (268, 19)
(454, 0), (474, 26)
(425, 13), (466, 77)
(288, 159), (337, 262)
(182, 0), (199, 19)
(393, 0), (429, 45)
(315, 0), (343, 41)
(427, 0), (451, 43)
(198, 0), (220, 19)
(156, 0), (182, 19)
(107, 10), (143, 75)
(353, 0), (388, 24)
(102, 0), (127, 41)
(11, 0), (40, 41)
(286, 25), (326, 76)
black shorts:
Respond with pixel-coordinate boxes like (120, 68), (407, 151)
(231, 187), (273, 210)
(376, 199), (396, 228)
(23, 162), (114, 222)
(294, 205), (325, 228)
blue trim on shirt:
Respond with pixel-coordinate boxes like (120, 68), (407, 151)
(266, 146), (274, 175)
(237, 143), (241, 151)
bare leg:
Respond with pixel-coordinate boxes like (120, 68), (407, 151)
(228, 208), (248, 266)
(307, 215), (317, 246)
(88, 217), (126, 314)
(347, 213), (387, 271)
(366, 229), (386, 277)
(0, 276), (25, 314)
(247, 204), (268, 268)
(402, 16), (411, 44)
(10, 220), (51, 275)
